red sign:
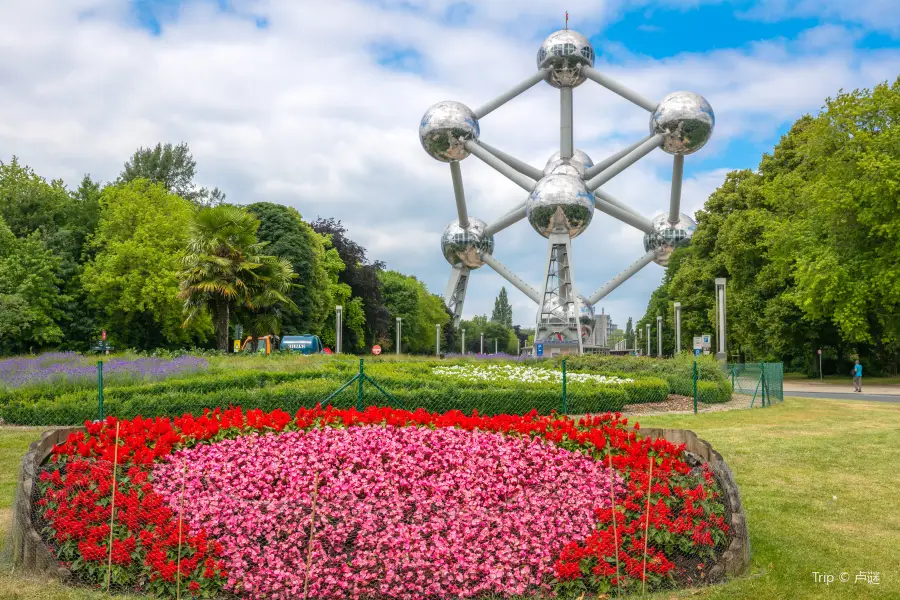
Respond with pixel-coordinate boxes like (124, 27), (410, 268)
(101, 330), (107, 341)
(372, 345), (382, 355)
(323, 347), (333, 354)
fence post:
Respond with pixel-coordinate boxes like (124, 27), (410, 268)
(760, 362), (767, 407)
(357, 359), (364, 411)
(731, 365), (735, 391)
(693, 360), (698, 414)
(561, 359), (568, 415)
(97, 360), (104, 421)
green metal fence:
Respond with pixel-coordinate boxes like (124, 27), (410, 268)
(0, 355), (789, 426)
(728, 362), (784, 407)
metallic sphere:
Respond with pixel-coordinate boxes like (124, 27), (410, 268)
(543, 149), (594, 176)
(643, 212), (697, 266)
(526, 174), (594, 238)
(542, 296), (574, 322)
(441, 218), (494, 269)
(537, 30), (594, 88)
(650, 91), (715, 155)
(577, 294), (595, 322)
(419, 101), (480, 162)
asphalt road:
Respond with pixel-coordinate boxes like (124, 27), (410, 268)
(784, 390), (900, 403)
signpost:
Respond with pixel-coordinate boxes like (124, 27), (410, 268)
(702, 334), (711, 355)
(372, 345), (382, 355)
(536, 343), (544, 357)
(233, 340), (240, 353)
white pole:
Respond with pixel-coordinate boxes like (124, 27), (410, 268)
(646, 324), (651, 356)
(480, 333), (484, 354)
(462, 329), (466, 354)
(495, 339), (498, 354)
(396, 317), (401, 355)
(657, 315), (663, 358)
(335, 305), (343, 354)
(715, 278), (727, 359)
(436, 324), (441, 357)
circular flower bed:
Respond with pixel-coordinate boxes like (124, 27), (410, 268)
(36, 406), (731, 599)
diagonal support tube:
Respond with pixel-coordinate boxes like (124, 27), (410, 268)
(465, 140), (537, 192)
(585, 133), (663, 192)
(594, 194), (654, 233)
(669, 154), (684, 225)
(478, 141), (544, 181)
(595, 189), (650, 222)
(484, 202), (527, 236)
(581, 66), (658, 112)
(449, 161), (468, 227)
(474, 69), (549, 119)
(583, 134), (656, 180)
(586, 250), (656, 305)
(479, 252), (541, 304)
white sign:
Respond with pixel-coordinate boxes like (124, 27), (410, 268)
(693, 336), (703, 350)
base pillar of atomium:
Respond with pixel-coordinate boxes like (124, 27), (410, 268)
(535, 233), (583, 356)
(443, 266), (470, 328)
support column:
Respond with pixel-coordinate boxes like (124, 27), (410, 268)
(450, 161), (468, 227)
(669, 154), (684, 225)
(443, 266), (470, 327)
(479, 252), (541, 303)
(560, 87), (573, 159)
(586, 250), (656, 305)
(715, 278), (728, 360)
(535, 233), (583, 355)
(674, 302), (682, 354)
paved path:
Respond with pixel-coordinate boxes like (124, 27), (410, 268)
(783, 381), (900, 397)
(784, 390), (900, 403)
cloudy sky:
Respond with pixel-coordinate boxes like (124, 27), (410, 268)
(2, 0), (899, 330)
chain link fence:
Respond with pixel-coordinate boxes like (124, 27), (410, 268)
(727, 363), (784, 407)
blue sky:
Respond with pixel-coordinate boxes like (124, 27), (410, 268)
(2, 0), (899, 331)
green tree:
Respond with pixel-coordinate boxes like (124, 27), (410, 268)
(0, 218), (64, 352)
(81, 180), (209, 349)
(625, 317), (634, 350)
(246, 203), (333, 336)
(379, 270), (449, 354)
(119, 142), (224, 206)
(491, 287), (513, 327)
(178, 205), (296, 351)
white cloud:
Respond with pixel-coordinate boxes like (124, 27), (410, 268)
(0, 0), (897, 334)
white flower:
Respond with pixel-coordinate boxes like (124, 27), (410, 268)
(431, 364), (633, 386)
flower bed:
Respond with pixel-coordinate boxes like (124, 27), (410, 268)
(36, 406), (730, 598)
(432, 364), (634, 385)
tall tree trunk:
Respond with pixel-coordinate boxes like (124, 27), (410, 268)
(216, 300), (230, 352)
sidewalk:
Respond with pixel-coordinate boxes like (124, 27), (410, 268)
(783, 380), (900, 396)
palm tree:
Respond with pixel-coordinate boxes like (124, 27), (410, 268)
(179, 205), (296, 351)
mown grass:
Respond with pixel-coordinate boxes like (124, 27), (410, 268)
(0, 398), (897, 599)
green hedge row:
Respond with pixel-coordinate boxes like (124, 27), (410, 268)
(0, 378), (629, 426)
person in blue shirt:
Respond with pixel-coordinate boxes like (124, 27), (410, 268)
(852, 360), (863, 392)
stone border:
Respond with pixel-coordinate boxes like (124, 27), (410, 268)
(11, 426), (751, 585)
(9, 427), (81, 578)
(638, 427), (751, 582)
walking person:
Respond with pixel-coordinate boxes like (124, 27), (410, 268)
(852, 360), (863, 392)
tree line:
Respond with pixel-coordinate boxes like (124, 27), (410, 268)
(0, 143), (520, 355)
(638, 77), (900, 375)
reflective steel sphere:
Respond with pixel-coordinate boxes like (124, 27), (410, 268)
(419, 101), (480, 162)
(543, 149), (594, 176)
(650, 91), (715, 155)
(643, 213), (697, 266)
(537, 30), (594, 88)
(577, 294), (595, 322)
(441, 218), (494, 269)
(542, 296), (574, 322)
(526, 174), (594, 238)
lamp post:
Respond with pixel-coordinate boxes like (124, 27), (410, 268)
(396, 317), (401, 355)
(436, 324), (441, 356)
(335, 305), (343, 354)
(480, 333), (484, 354)
(646, 323), (651, 356)
(462, 329), (466, 354)
(657, 314), (663, 358)
(715, 278), (727, 360)
(673, 302), (681, 354)
(495, 339), (498, 354)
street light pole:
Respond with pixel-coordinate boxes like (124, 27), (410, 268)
(396, 317), (401, 355)
(436, 324), (441, 356)
(673, 302), (681, 354)
(657, 314), (663, 358)
(335, 305), (343, 354)
(646, 324), (651, 356)
(462, 329), (466, 354)
(480, 333), (484, 354)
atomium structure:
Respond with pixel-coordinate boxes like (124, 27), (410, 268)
(421, 27), (714, 355)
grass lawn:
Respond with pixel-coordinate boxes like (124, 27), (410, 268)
(0, 398), (897, 599)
